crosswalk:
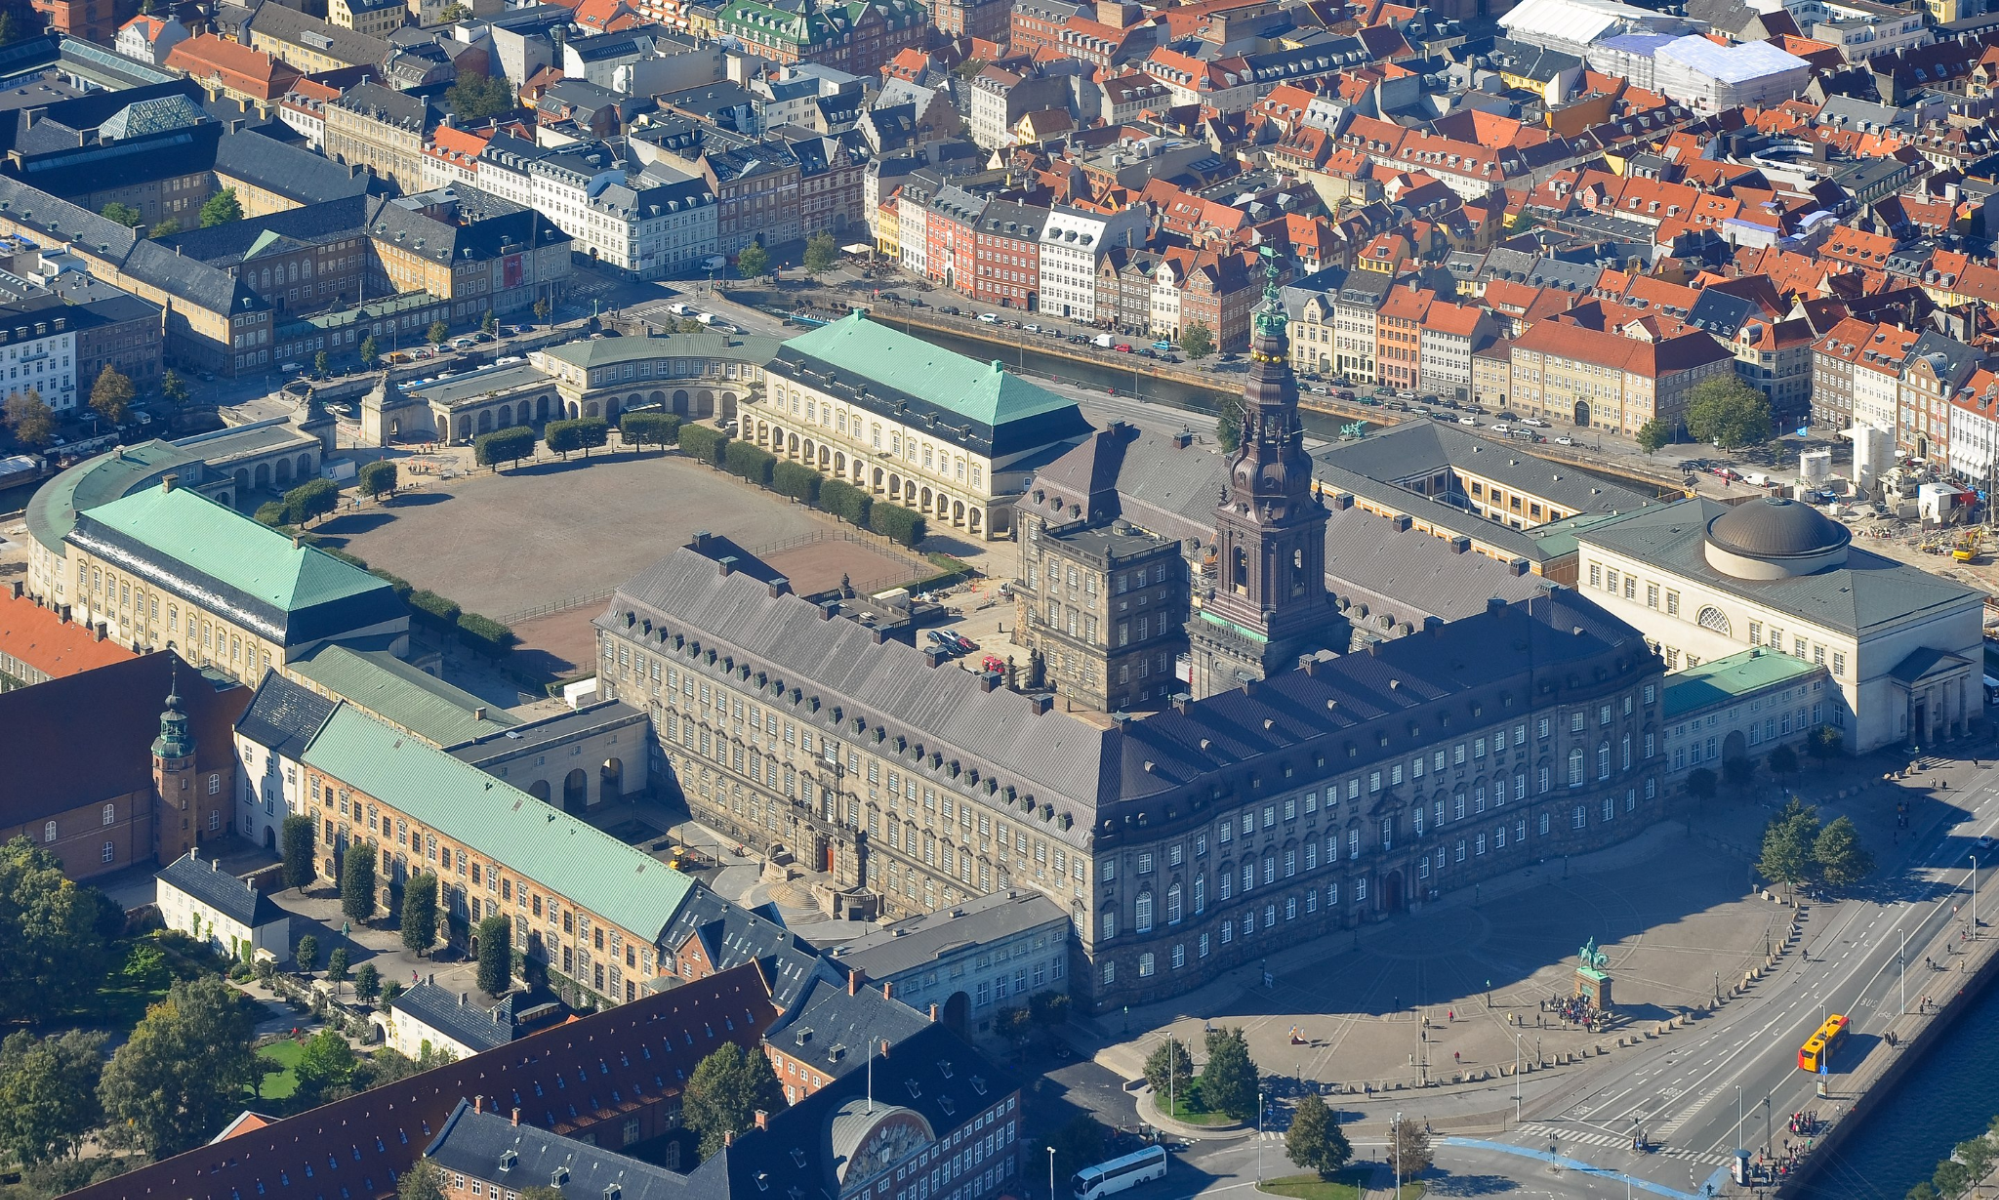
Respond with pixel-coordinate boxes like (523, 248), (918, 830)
(1516, 1122), (1728, 1167)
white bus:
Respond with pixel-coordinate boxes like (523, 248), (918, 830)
(1072, 1147), (1167, 1200)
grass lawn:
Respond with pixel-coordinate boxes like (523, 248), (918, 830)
(1260, 1172), (1423, 1200)
(257, 1039), (306, 1100)
(1151, 1080), (1237, 1127)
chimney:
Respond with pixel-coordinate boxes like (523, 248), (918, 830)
(818, 601), (837, 621)
(848, 970), (860, 995)
(1029, 694), (1053, 715)
(718, 555), (738, 576)
(754, 1110), (768, 1130)
(210, 856), (218, 871)
(474, 706), (488, 721)
(292, 535), (303, 549)
(460, 992), (468, 1006)
(1170, 428), (1192, 449)
(58, 604), (70, 623)
(928, 1003), (939, 1022)
(1487, 596), (1507, 614)
(882, 981), (893, 1000)
(978, 671), (1001, 692)
(724, 1130), (735, 1148)
(93, 621), (105, 642)
(161, 473), (178, 492)
(8, 581), (20, 600)
(476, 1096), (484, 1113)
(512, 1108), (521, 1126)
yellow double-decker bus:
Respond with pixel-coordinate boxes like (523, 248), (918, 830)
(1798, 1014), (1848, 1073)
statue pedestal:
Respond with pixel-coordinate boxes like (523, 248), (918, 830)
(1574, 966), (1612, 1009)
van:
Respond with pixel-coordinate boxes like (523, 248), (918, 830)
(697, 312), (717, 325)
(280, 361), (303, 373)
(1092, 333), (1114, 348)
(668, 302), (692, 315)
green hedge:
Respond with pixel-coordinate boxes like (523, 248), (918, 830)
(254, 500), (285, 526)
(724, 440), (776, 487)
(773, 461), (820, 503)
(819, 478), (871, 527)
(476, 426), (537, 470)
(679, 423), (729, 465)
(620, 411), (680, 449)
(320, 546), (370, 570)
(456, 612), (518, 657)
(869, 503), (926, 548)
(407, 589), (461, 629)
(370, 568), (414, 599)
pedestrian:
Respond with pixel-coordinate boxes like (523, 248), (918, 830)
(1454, 1051), (1460, 1064)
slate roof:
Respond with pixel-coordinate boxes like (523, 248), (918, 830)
(66, 484), (403, 648)
(288, 642), (521, 745)
(250, 3), (391, 68)
(389, 981), (565, 1054)
(61, 964), (779, 1200)
(660, 887), (840, 1011)
(300, 704), (695, 940)
(0, 651), (247, 828)
(1321, 499), (1549, 628)
(425, 1102), (707, 1200)
(156, 850), (286, 927)
(212, 129), (374, 206)
(764, 975), (935, 1078)
(825, 888), (1067, 983)
(235, 670), (338, 761)
(1577, 498), (1986, 635)
(1313, 419), (1655, 518)
(767, 312), (1090, 456)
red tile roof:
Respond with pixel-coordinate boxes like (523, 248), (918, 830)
(0, 590), (139, 679)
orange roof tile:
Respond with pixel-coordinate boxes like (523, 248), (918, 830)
(0, 592), (140, 680)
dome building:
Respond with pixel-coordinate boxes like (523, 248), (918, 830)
(1575, 496), (1983, 754)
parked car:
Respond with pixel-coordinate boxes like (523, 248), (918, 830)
(940, 305), (961, 315)
(1522, 417), (1548, 427)
(948, 632), (977, 652)
(1457, 415), (1478, 426)
(1023, 323), (1041, 333)
(925, 631), (958, 654)
(978, 313), (999, 323)
(1114, 343), (1133, 352)
(1555, 435), (1575, 446)
(1152, 340), (1174, 351)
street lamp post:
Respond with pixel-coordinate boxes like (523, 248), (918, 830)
(1257, 1091), (1266, 1184)
(1048, 1147), (1056, 1200)
(1514, 1033), (1522, 1123)
(1736, 1087), (1743, 1153)
(1901, 928), (1908, 1015)
(1394, 1113), (1403, 1195)
(1973, 854), (1980, 940)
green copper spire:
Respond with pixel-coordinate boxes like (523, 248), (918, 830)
(1252, 245), (1286, 341)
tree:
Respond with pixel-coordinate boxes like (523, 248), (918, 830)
(1767, 744), (1799, 781)
(476, 426), (537, 470)
(1686, 767), (1718, 807)
(682, 1042), (783, 1159)
(1200, 1026), (1258, 1120)
(281, 814), (315, 893)
(1685, 376), (1773, 450)
(992, 1006), (1032, 1041)
(1387, 1116), (1432, 1181)
(4, 390), (55, 448)
(574, 416), (610, 458)
(87, 365), (135, 426)
(293, 1028), (356, 1104)
(481, 311), (498, 336)
(161, 369), (189, 407)
(1934, 1160), (1971, 1199)
(98, 976), (258, 1157)
(358, 460), (398, 500)
(0, 1029), (107, 1164)
(297, 934), (319, 976)
(1908, 1185), (1941, 1200)
(439, 0), (470, 18)
(1722, 756), (1754, 791)
(533, 297), (552, 327)
(326, 947), (350, 996)
(427, 321), (450, 349)
(360, 336), (380, 368)
(100, 201), (143, 227)
(149, 217), (180, 238)
(1636, 418), (1672, 454)
(737, 243), (770, 280)
(354, 962), (380, 1005)
(397, 1158), (448, 1200)
(1814, 815), (1875, 890)
(1028, 989), (1071, 1027)
(1758, 798), (1821, 894)
(476, 915), (511, 997)
(199, 189), (241, 228)
(1180, 320), (1215, 360)
(341, 844), (377, 924)
(1142, 1037), (1192, 1106)
(621, 411), (679, 452)
(1284, 1092), (1352, 1179)
(1216, 396), (1243, 454)
(314, 350), (330, 378)
(1047, 1115), (1106, 1185)
(445, 71), (516, 122)
(1807, 725), (1843, 767)
(0, 837), (116, 1022)
(802, 232), (839, 275)
(1958, 1136), (1996, 1184)
(401, 872), (439, 958)
(283, 477), (339, 526)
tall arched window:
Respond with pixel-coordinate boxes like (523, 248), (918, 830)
(1134, 891), (1153, 934)
(1598, 743), (1612, 780)
(1166, 883), (1182, 924)
(1568, 747), (1586, 786)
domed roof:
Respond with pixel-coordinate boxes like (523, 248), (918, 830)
(1706, 497), (1851, 560)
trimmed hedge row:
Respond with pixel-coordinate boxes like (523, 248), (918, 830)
(456, 612), (519, 657)
(620, 411), (681, 449)
(476, 426), (537, 470)
(407, 589), (462, 629)
(773, 461), (820, 504)
(724, 440), (776, 486)
(868, 503), (926, 548)
(679, 423), (729, 465)
(819, 477), (872, 527)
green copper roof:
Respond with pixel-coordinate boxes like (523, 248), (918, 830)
(289, 643), (521, 746)
(75, 485), (393, 615)
(26, 440), (201, 553)
(1662, 646), (1821, 720)
(780, 313), (1076, 429)
(301, 704), (694, 940)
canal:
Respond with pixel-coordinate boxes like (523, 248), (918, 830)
(1793, 972), (1999, 1199)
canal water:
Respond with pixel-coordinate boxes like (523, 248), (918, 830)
(1793, 973), (1999, 1199)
